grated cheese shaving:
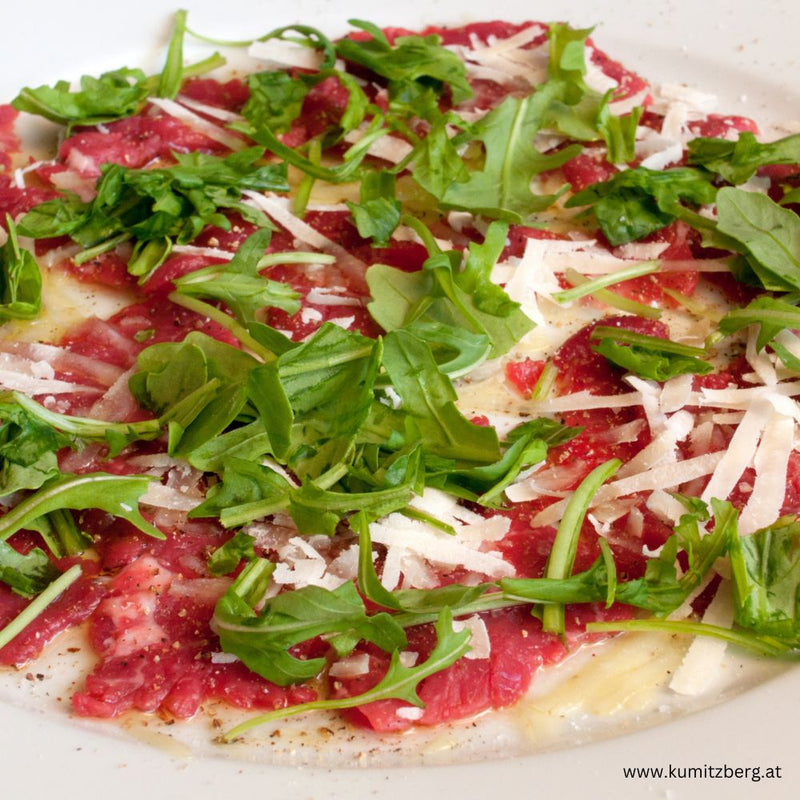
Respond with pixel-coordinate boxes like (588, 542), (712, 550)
(146, 97), (247, 150)
(243, 192), (368, 284)
(669, 581), (734, 696)
(737, 411), (795, 535)
(452, 615), (491, 660)
(248, 39), (325, 70)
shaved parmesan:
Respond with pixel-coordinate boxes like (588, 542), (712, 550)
(395, 706), (425, 721)
(670, 582), (734, 696)
(639, 141), (683, 171)
(171, 244), (235, 260)
(452, 615), (491, 660)
(658, 83), (718, 113)
(175, 94), (244, 123)
(343, 126), (413, 164)
(248, 39), (324, 70)
(0, 360), (101, 396)
(305, 287), (362, 306)
(147, 97), (246, 150)
(140, 483), (203, 512)
(329, 654), (371, 678)
(370, 513), (515, 591)
(701, 397), (773, 504)
(243, 192), (368, 285)
(450, 25), (548, 87)
(532, 451), (726, 528)
(738, 411), (795, 535)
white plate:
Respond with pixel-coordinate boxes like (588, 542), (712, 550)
(3, 1), (800, 797)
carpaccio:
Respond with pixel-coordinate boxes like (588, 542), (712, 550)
(0, 17), (798, 740)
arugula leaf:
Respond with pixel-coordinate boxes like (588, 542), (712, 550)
(0, 564), (82, 652)
(36, 509), (92, 560)
(402, 320), (491, 379)
(214, 561), (406, 685)
(366, 221), (533, 360)
(597, 104), (643, 165)
(243, 71), (310, 134)
(408, 113), (471, 198)
(249, 323), (382, 480)
(566, 166), (717, 245)
(12, 68), (149, 131)
(0, 473), (163, 543)
(381, 330), (501, 464)
(18, 148), (287, 279)
(541, 24), (642, 164)
(729, 515), (800, 642)
(542, 458), (621, 634)
(437, 89), (582, 220)
(0, 215), (42, 321)
(503, 499), (735, 617)
(0, 390), (166, 459)
(428, 418), (581, 506)
(191, 457), (293, 524)
(222, 607), (470, 740)
(346, 171), (401, 247)
(0, 399), (72, 495)
(688, 131), (800, 185)
(715, 187), (800, 292)
(336, 20), (472, 104)
(0, 541), (61, 598)
(11, 11), (221, 130)
(590, 325), (713, 381)
(502, 553), (608, 603)
(186, 420), (271, 474)
(172, 229), (301, 322)
(546, 23), (592, 99)
(194, 448), (418, 534)
(130, 331), (259, 456)
(288, 478), (418, 536)
(207, 531), (257, 576)
(718, 295), (800, 358)
(241, 66), (368, 151)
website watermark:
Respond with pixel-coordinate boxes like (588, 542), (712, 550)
(622, 763), (783, 783)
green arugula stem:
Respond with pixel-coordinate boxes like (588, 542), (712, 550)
(591, 326), (709, 357)
(542, 458), (621, 634)
(389, 592), (519, 628)
(0, 564), (82, 651)
(400, 214), (440, 254)
(9, 390), (162, 441)
(586, 618), (791, 658)
(0, 473), (163, 543)
(219, 497), (291, 528)
(294, 138), (321, 217)
(557, 267), (662, 319)
(591, 289), (662, 320)
(553, 262), (659, 303)
(530, 361), (556, 401)
(173, 250), (335, 285)
(168, 291), (276, 362)
(222, 608), (472, 741)
(180, 52), (227, 80)
(72, 233), (132, 266)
